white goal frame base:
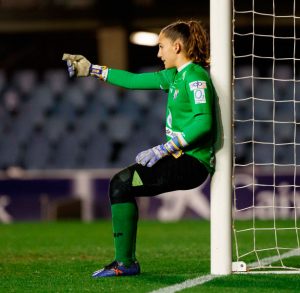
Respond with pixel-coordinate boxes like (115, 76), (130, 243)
(232, 248), (300, 273)
(234, 270), (300, 275)
(232, 261), (300, 274)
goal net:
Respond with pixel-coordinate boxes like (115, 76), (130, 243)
(232, 0), (300, 272)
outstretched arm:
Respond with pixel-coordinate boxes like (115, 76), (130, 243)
(107, 69), (162, 90)
(62, 53), (174, 90)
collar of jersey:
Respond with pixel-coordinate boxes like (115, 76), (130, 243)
(177, 61), (193, 72)
(176, 62), (194, 79)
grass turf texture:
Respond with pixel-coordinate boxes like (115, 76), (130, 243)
(1, 220), (300, 293)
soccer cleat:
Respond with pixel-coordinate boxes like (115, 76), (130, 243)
(92, 261), (141, 278)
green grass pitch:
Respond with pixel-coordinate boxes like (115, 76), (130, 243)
(1, 220), (300, 292)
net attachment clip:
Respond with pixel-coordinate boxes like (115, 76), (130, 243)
(232, 261), (247, 272)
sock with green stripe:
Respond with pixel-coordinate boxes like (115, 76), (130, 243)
(111, 201), (138, 266)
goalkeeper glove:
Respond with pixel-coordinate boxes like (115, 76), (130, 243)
(62, 53), (108, 80)
(62, 53), (91, 77)
(135, 136), (186, 167)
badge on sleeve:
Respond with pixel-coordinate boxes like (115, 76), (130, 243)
(189, 80), (207, 91)
(194, 89), (206, 104)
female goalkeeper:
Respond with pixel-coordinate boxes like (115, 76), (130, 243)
(63, 19), (217, 278)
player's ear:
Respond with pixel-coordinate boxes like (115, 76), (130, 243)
(173, 39), (182, 54)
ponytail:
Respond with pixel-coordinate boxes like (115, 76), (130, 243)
(161, 20), (210, 67)
(187, 21), (210, 67)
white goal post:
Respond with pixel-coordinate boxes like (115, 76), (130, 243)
(210, 0), (233, 275)
(210, 0), (300, 275)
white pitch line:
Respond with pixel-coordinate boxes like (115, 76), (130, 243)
(247, 248), (300, 269)
(149, 248), (300, 293)
(148, 274), (222, 293)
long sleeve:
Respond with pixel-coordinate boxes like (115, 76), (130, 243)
(181, 113), (212, 146)
(106, 68), (177, 90)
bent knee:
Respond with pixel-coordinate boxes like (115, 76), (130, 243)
(109, 169), (134, 204)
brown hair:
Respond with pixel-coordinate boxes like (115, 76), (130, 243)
(161, 20), (210, 67)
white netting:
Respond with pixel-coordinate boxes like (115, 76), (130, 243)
(233, 0), (300, 271)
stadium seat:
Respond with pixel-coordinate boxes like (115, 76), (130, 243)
(12, 69), (37, 96)
(82, 131), (111, 168)
(23, 128), (51, 169)
(43, 117), (67, 144)
(44, 69), (69, 95)
(106, 113), (134, 143)
(0, 132), (21, 168)
(49, 128), (82, 169)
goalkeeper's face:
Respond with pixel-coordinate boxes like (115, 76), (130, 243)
(157, 33), (179, 69)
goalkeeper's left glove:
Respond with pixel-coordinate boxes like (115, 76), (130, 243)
(135, 136), (186, 167)
(62, 53), (108, 80)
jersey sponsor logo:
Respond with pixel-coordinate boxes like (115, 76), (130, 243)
(194, 89), (206, 104)
(189, 80), (207, 91)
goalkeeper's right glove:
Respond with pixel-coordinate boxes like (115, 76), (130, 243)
(62, 53), (108, 80)
(62, 53), (90, 77)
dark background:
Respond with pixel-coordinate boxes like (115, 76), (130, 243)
(2, 0), (298, 72)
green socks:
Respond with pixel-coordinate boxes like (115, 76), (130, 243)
(111, 202), (138, 266)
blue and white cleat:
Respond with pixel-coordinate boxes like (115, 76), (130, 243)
(92, 261), (141, 278)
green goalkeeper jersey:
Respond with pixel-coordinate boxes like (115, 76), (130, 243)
(106, 62), (216, 174)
